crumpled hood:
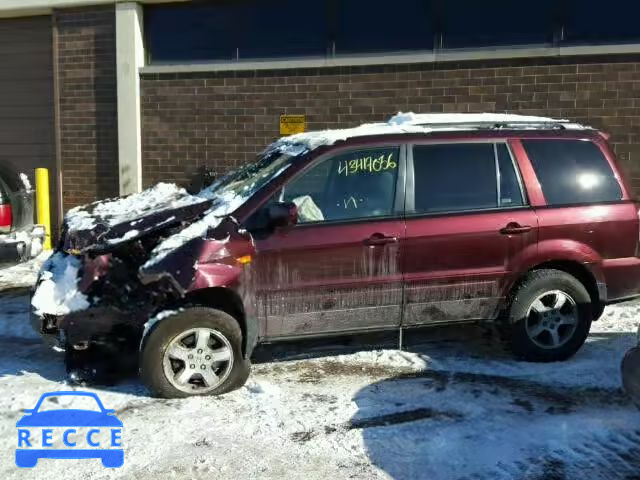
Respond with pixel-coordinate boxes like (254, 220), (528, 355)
(61, 183), (214, 254)
(58, 181), (252, 293)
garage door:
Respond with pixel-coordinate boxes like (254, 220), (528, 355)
(0, 16), (56, 228)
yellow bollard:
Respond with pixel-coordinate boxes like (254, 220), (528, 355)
(35, 168), (52, 250)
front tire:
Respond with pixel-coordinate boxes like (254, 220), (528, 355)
(506, 269), (592, 362)
(140, 307), (250, 398)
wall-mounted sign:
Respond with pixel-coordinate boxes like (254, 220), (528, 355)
(279, 115), (306, 135)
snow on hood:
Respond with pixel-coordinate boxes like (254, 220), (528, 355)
(265, 111), (587, 153)
(65, 182), (208, 232)
(31, 252), (90, 317)
(141, 190), (243, 269)
(139, 161), (292, 270)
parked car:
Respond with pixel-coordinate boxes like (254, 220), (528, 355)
(31, 113), (640, 398)
(0, 165), (45, 267)
(622, 325), (640, 407)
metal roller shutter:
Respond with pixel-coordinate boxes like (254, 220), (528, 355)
(0, 16), (56, 228)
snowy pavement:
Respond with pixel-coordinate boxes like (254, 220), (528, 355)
(0, 257), (639, 479)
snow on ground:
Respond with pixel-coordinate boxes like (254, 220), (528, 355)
(0, 268), (637, 479)
(0, 253), (47, 291)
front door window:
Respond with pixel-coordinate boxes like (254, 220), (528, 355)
(279, 146), (400, 223)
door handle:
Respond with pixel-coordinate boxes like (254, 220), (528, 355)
(499, 222), (532, 235)
(364, 233), (398, 246)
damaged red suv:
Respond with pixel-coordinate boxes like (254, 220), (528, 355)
(32, 113), (640, 398)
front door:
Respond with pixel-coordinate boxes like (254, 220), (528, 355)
(402, 141), (538, 325)
(252, 144), (406, 338)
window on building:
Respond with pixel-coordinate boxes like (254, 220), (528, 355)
(145, 0), (328, 63)
(561, 0), (640, 45)
(145, 0), (640, 64)
(411, 144), (499, 214)
(438, 0), (556, 49)
(279, 147), (400, 223)
(332, 0), (434, 54)
(522, 139), (623, 205)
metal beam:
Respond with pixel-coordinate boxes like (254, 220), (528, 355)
(0, 0), (183, 18)
(116, 2), (144, 195)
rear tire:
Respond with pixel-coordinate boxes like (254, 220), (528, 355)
(140, 307), (250, 398)
(506, 269), (592, 362)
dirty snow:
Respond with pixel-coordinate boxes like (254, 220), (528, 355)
(0, 252), (48, 290)
(1, 266), (638, 480)
(30, 252), (89, 317)
(267, 112), (588, 153)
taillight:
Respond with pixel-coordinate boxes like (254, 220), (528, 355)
(0, 204), (12, 233)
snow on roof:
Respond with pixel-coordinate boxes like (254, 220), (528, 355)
(386, 112), (581, 127)
(267, 111), (589, 155)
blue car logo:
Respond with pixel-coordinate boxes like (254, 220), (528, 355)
(16, 391), (123, 468)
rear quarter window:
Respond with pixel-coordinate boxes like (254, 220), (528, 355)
(522, 139), (623, 205)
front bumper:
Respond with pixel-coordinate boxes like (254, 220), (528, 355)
(31, 305), (143, 349)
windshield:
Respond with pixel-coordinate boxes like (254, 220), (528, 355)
(199, 150), (302, 204)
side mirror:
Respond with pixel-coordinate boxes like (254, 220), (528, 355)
(268, 202), (298, 229)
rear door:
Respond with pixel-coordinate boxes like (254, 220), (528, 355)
(252, 144), (406, 338)
(402, 141), (538, 325)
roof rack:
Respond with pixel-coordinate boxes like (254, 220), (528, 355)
(410, 120), (576, 131)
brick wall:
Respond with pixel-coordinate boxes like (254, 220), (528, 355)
(54, 6), (118, 211)
(141, 55), (640, 193)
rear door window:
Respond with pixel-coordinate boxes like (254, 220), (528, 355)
(522, 139), (623, 205)
(411, 143), (499, 214)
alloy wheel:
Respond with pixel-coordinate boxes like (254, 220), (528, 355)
(525, 290), (579, 350)
(162, 327), (234, 394)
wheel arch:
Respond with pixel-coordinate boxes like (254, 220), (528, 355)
(181, 287), (255, 358)
(507, 260), (604, 320)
